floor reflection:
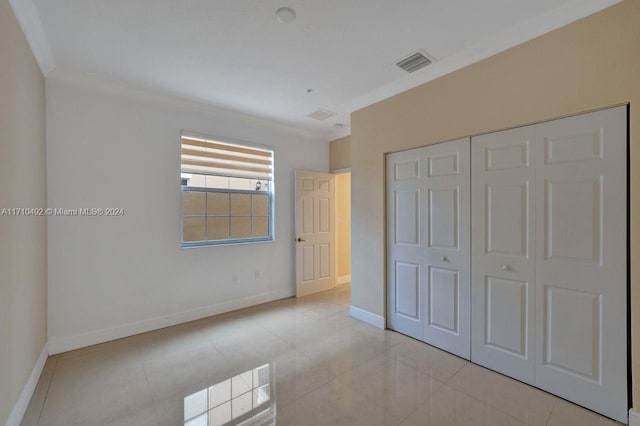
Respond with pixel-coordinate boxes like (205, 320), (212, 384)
(184, 363), (275, 426)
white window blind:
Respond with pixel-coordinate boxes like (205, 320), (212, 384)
(181, 136), (273, 182)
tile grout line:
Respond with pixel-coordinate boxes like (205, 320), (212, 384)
(545, 403), (557, 426)
(390, 363), (452, 426)
(448, 385), (526, 426)
(438, 363), (535, 426)
(393, 407), (417, 426)
(137, 341), (163, 426)
(33, 356), (58, 426)
(268, 299), (360, 412)
(439, 361), (468, 388)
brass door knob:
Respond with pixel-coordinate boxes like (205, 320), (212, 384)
(297, 237), (306, 242)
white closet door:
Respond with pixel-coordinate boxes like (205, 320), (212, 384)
(387, 139), (470, 358)
(471, 126), (537, 384)
(387, 147), (427, 340)
(423, 138), (471, 359)
(534, 106), (627, 423)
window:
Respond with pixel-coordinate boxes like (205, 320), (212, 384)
(180, 133), (274, 247)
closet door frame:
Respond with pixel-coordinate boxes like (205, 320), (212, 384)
(385, 104), (629, 424)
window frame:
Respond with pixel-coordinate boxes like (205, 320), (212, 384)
(180, 131), (276, 248)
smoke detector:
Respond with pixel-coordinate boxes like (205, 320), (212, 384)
(275, 7), (296, 23)
(396, 50), (435, 73)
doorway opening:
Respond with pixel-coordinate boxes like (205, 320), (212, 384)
(334, 171), (351, 287)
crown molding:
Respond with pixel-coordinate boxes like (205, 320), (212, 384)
(47, 68), (334, 143)
(331, 125), (352, 140)
(340, 0), (622, 116)
(8, 0), (56, 76)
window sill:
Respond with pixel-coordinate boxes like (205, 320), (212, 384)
(181, 237), (274, 249)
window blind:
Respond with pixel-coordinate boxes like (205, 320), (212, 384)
(181, 136), (273, 181)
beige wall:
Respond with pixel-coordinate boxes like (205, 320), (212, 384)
(0, 0), (48, 423)
(350, 0), (640, 408)
(335, 172), (351, 280)
(330, 135), (351, 172)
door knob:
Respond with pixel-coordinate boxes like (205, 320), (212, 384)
(440, 256), (448, 262)
(296, 237), (306, 242)
(502, 264), (510, 271)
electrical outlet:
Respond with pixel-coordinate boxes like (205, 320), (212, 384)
(255, 270), (261, 280)
(232, 274), (238, 284)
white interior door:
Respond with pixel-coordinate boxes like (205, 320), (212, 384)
(471, 126), (537, 384)
(423, 139), (471, 359)
(386, 147), (426, 340)
(533, 106), (627, 423)
(387, 138), (471, 358)
(471, 106), (628, 422)
(295, 171), (335, 297)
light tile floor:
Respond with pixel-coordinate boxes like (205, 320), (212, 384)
(22, 285), (622, 426)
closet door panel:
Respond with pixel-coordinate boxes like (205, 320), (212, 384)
(471, 126), (536, 384)
(387, 148), (427, 340)
(423, 138), (471, 359)
(387, 138), (471, 359)
(534, 106), (627, 423)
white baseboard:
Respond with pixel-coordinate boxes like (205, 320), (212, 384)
(47, 288), (294, 354)
(336, 275), (352, 286)
(349, 305), (385, 329)
(629, 409), (640, 426)
(5, 345), (48, 426)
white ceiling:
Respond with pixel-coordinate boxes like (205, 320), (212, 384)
(25, 0), (620, 140)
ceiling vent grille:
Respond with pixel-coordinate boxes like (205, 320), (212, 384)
(396, 51), (433, 73)
(307, 109), (336, 121)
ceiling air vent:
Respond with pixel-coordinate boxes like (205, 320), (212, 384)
(307, 109), (336, 121)
(396, 51), (433, 73)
